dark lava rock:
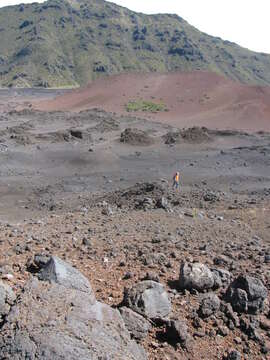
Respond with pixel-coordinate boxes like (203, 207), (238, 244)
(221, 303), (240, 327)
(120, 128), (154, 146)
(33, 254), (51, 269)
(212, 268), (232, 289)
(179, 262), (214, 291)
(163, 131), (182, 145)
(225, 275), (268, 314)
(0, 259), (146, 360)
(165, 319), (189, 345)
(143, 272), (160, 283)
(70, 129), (83, 139)
(38, 256), (94, 298)
(120, 307), (151, 340)
(213, 255), (230, 266)
(203, 191), (219, 202)
(180, 127), (212, 143)
(0, 281), (15, 320)
(223, 349), (241, 360)
(198, 293), (220, 318)
(123, 280), (171, 319)
(156, 197), (169, 210)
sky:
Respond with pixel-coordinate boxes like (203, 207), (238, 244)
(0, 0), (269, 54)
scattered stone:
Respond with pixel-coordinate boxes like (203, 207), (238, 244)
(198, 293), (220, 318)
(218, 325), (230, 337)
(203, 191), (219, 202)
(143, 272), (160, 282)
(225, 275), (268, 313)
(0, 281), (15, 319)
(123, 272), (133, 280)
(224, 349), (241, 360)
(1, 274), (14, 281)
(33, 254), (51, 269)
(102, 204), (114, 216)
(70, 129), (83, 139)
(120, 307), (151, 340)
(165, 319), (189, 345)
(123, 280), (171, 319)
(156, 197), (169, 210)
(212, 268), (232, 289)
(120, 128), (154, 146)
(179, 262), (214, 291)
(82, 237), (91, 246)
(213, 255), (230, 266)
(221, 303), (240, 327)
(184, 210), (194, 218)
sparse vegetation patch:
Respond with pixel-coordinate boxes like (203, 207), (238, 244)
(125, 99), (168, 113)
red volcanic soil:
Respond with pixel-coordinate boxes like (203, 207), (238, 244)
(35, 71), (270, 131)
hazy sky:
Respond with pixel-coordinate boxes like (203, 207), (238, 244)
(1, 0), (269, 54)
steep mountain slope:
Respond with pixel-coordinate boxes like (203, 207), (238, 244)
(0, 0), (270, 87)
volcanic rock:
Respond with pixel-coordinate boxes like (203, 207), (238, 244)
(198, 293), (220, 318)
(179, 262), (214, 291)
(123, 280), (171, 319)
(0, 281), (15, 320)
(38, 256), (95, 298)
(212, 268), (232, 289)
(120, 128), (154, 146)
(225, 275), (268, 314)
(165, 319), (189, 345)
(120, 307), (151, 340)
(0, 259), (146, 360)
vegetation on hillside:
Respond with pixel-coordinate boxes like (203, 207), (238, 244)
(0, 0), (270, 87)
(125, 100), (167, 113)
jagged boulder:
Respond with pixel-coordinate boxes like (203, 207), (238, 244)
(225, 275), (268, 314)
(211, 268), (232, 289)
(198, 293), (220, 318)
(38, 256), (95, 298)
(124, 280), (171, 319)
(120, 307), (151, 340)
(0, 281), (15, 320)
(165, 319), (189, 345)
(0, 257), (147, 360)
(179, 262), (214, 291)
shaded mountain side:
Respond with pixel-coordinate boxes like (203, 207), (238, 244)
(35, 71), (270, 132)
(0, 0), (270, 88)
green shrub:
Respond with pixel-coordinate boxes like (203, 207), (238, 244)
(125, 99), (167, 113)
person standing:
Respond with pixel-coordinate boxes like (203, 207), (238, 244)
(173, 171), (180, 190)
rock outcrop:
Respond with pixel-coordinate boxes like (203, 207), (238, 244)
(0, 257), (146, 360)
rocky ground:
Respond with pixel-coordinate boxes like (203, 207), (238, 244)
(0, 184), (270, 359)
(0, 90), (270, 359)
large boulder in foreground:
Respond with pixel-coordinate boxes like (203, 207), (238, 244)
(124, 280), (171, 319)
(225, 275), (268, 314)
(0, 280), (15, 320)
(38, 256), (94, 297)
(179, 262), (214, 291)
(0, 257), (146, 360)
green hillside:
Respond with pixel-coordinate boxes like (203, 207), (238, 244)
(0, 0), (270, 87)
